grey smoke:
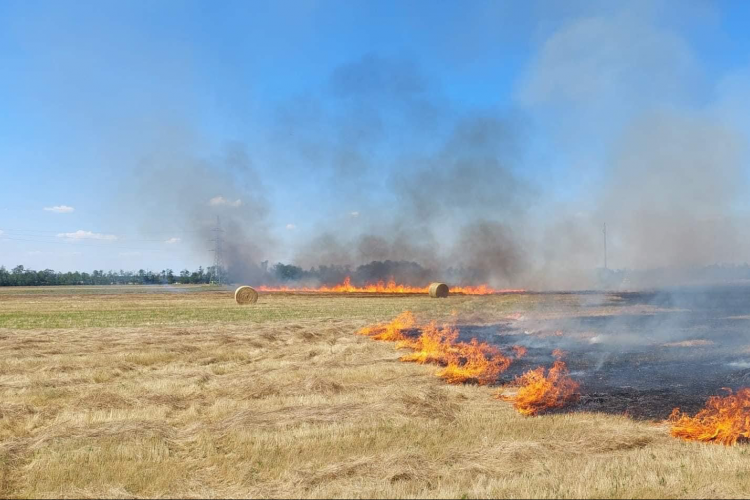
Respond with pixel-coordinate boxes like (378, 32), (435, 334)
(128, 3), (750, 290)
(601, 109), (746, 271)
(129, 139), (273, 283)
(278, 57), (534, 287)
(514, 2), (750, 288)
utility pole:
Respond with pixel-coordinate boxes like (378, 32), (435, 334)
(210, 216), (225, 284)
(603, 223), (608, 271)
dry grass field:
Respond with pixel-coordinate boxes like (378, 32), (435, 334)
(1, 286), (749, 498)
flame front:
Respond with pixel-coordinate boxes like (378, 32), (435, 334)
(399, 321), (516, 385)
(668, 388), (750, 445)
(436, 339), (514, 385)
(258, 276), (522, 295)
(398, 321), (460, 365)
(359, 312), (519, 385)
(499, 360), (581, 416)
(357, 311), (416, 342)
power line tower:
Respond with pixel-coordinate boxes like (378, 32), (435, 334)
(210, 216), (225, 284)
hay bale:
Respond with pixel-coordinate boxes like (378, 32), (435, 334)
(235, 286), (259, 305)
(428, 282), (449, 298)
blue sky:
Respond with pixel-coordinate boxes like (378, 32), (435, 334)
(2, 0), (750, 274)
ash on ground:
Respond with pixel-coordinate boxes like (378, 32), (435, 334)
(459, 285), (750, 420)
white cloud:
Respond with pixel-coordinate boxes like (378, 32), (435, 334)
(165, 237), (181, 244)
(209, 196), (242, 207)
(44, 205), (75, 213)
(27, 250), (44, 256)
(286, 224), (297, 230)
(350, 211), (360, 217)
(0, 229), (4, 236)
(119, 251), (141, 257)
(57, 230), (117, 241)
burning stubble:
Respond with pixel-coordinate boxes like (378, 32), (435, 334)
(357, 312), (526, 386)
(360, 308), (750, 443)
(669, 389), (750, 446)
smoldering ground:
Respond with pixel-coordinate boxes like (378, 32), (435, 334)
(442, 285), (750, 419)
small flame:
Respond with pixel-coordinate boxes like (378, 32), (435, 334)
(359, 313), (516, 385)
(512, 345), (528, 358)
(552, 348), (567, 359)
(357, 311), (416, 342)
(258, 276), (523, 295)
(668, 388), (750, 445)
(499, 360), (580, 416)
(398, 321), (459, 365)
(436, 339), (513, 385)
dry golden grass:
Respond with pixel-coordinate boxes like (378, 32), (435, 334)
(0, 286), (749, 498)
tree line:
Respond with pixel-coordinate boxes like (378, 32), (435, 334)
(0, 265), (221, 286)
(4, 261), (750, 287)
(0, 260), (439, 287)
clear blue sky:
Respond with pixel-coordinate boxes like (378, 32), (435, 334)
(2, 0), (750, 272)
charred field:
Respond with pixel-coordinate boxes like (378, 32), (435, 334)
(2, 285), (750, 498)
(461, 286), (750, 420)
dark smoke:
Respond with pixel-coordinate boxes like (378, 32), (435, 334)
(279, 58), (534, 287)
(128, 4), (750, 290)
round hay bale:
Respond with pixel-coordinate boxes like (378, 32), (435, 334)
(235, 286), (258, 305)
(428, 282), (449, 298)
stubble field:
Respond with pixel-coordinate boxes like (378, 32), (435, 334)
(0, 285), (748, 498)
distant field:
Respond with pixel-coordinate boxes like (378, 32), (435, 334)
(0, 285), (542, 329)
(1, 286), (748, 498)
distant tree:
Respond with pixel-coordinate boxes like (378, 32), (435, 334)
(272, 263), (306, 282)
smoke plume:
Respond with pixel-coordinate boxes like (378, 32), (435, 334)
(129, 139), (273, 284)
(128, 2), (750, 290)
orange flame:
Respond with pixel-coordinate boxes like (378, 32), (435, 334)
(436, 339), (513, 385)
(257, 276), (523, 295)
(359, 313), (516, 386)
(398, 321), (459, 365)
(499, 360), (580, 416)
(552, 348), (567, 359)
(668, 388), (750, 445)
(401, 324), (514, 385)
(512, 345), (528, 359)
(357, 311), (416, 342)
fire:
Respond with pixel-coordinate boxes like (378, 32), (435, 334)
(357, 311), (416, 342)
(512, 345), (528, 358)
(436, 339), (513, 385)
(499, 359), (581, 416)
(257, 276), (523, 295)
(404, 326), (517, 385)
(668, 388), (750, 445)
(398, 321), (459, 365)
(359, 313), (518, 386)
(396, 321), (520, 385)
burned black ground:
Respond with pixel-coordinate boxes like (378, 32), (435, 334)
(457, 285), (750, 419)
